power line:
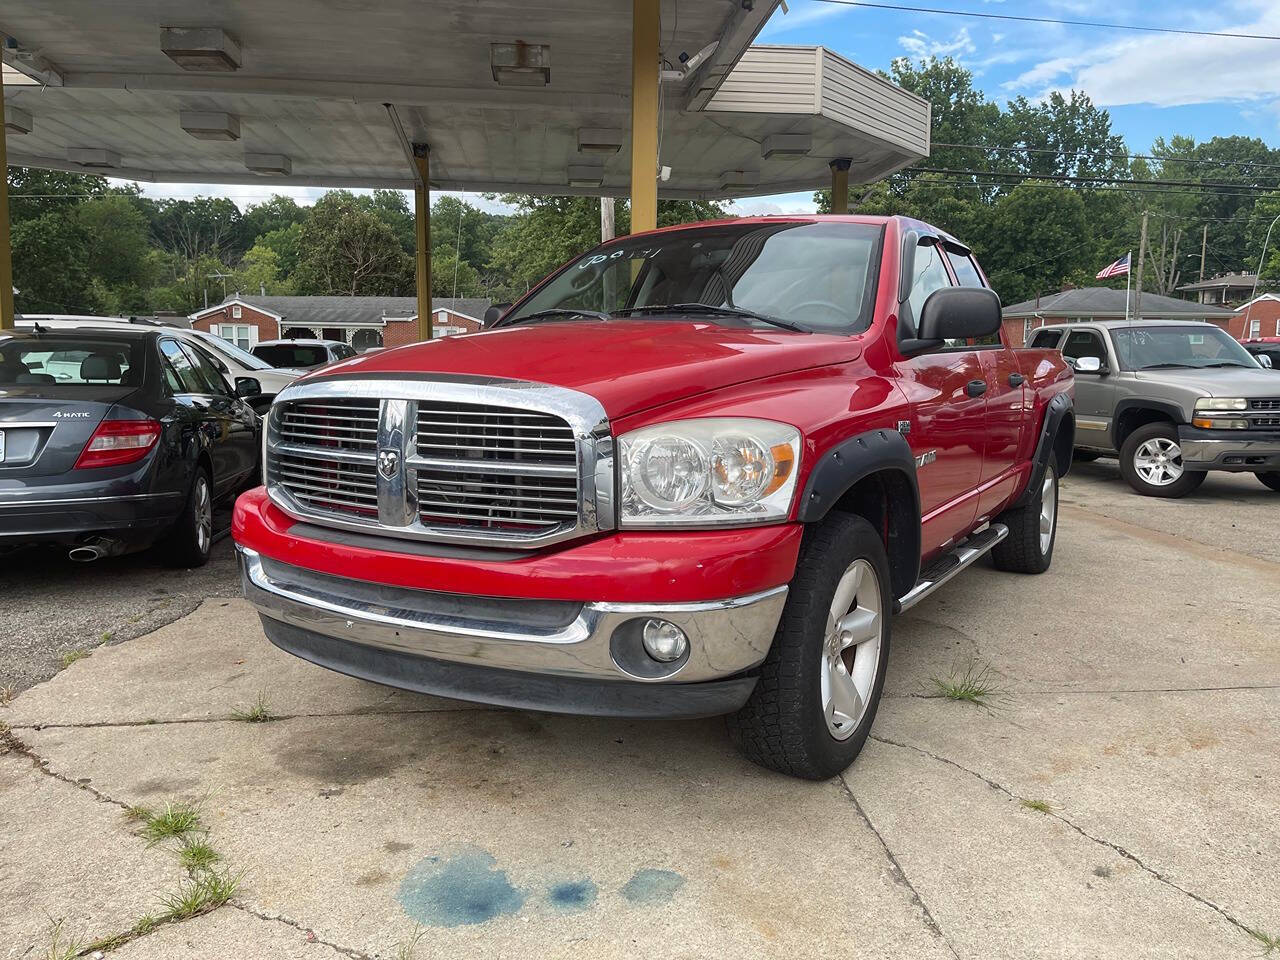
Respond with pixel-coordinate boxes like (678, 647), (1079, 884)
(931, 143), (1280, 174)
(811, 1), (1280, 42)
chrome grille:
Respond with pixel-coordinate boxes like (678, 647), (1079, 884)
(1249, 398), (1280, 411)
(265, 379), (611, 548)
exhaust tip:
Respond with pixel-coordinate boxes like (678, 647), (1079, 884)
(68, 546), (102, 562)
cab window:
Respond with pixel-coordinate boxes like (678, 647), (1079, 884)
(1061, 330), (1109, 371)
(946, 250), (985, 288)
(1028, 329), (1062, 349)
(905, 241), (953, 336)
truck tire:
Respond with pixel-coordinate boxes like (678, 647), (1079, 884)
(1118, 422), (1206, 498)
(1256, 472), (1280, 492)
(728, 513), (891, 780)
(992, 461), (1058, 574)
(161, 467), (213, 568)
(1073, 449), (1102, 462)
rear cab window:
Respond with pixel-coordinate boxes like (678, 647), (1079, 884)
(1028, 329), (1062, 349)
(0, 337), (143, 386)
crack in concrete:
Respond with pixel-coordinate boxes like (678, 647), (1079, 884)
(881, 682), (1280, 701)
(8, 705), (491, 732)
(870, 733), (1261, 944)
(1, 725), (131, 812)
(231, 903), (374, 959)
(836, 773), (961, 960)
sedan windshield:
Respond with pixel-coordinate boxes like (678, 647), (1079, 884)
(195, 331), (274, 370)
(504, 221), (884, 334)
(1111, 326), (1261, 371)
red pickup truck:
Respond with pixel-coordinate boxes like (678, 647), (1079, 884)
(234, 215), (1074, 779)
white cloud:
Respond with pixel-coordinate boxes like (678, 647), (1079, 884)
(898, 26), (977, 61)
(759, 0), (849, 38)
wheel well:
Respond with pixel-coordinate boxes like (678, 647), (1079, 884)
(196, 450), (213, 481)
(1115, 407), (1176, 449)
(1052, 412), (1075, 477)
(827, 469), (920, 599)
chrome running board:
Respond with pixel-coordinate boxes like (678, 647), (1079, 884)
(896, 523), (1009, 613)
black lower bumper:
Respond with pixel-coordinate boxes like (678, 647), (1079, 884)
(0, 493), (182, 548)
(261, 615), (758, 720)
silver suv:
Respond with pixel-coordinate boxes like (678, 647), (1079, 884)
(1029, 320), (1280, 498)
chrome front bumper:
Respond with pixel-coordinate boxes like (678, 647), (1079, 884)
(1178, 433), (1280, 471)
(237, 547), (787, 685)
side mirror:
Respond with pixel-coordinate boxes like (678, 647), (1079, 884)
(1259, 354), (1274, 369)
(901, 287), (1002, 356)
(484, 303), (511, 327)
(1073, 356), (1105, 374)
(234, 376), (262, 398)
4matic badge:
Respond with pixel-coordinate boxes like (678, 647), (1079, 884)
(51, 411), (92, 419)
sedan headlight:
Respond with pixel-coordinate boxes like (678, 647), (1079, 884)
(1195, 397), (1248, 411)
(618, 418), (801, 527)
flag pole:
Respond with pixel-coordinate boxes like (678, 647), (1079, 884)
(1125, 251), (1131, 323)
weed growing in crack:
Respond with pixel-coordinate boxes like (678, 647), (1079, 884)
(928, 659), (999, 707)
(158, 870), (240, 920)
(139, 801), (202, 845)
(1250, 928), (1280, 955)
(0, 684), (15, 707)
(395, 925), (426, 960)
(124, 804), (152, 823)
(41, 917), (84, 960)
(1020, 798), (1053, 814)
(59, 650), (88, 669)
(231, 693), (278, 723)
(178, 837), (222, 874)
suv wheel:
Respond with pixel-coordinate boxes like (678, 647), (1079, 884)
(1119, 423), (1206, 498)
(992, 461), (1058, 574)
(1257, 472), (1280, 492)
(727, 513), (890, 780)
(161, 467), (214, 568)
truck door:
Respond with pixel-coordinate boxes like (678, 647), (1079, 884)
(893, 238), (984, 558)
(1060, 328), (1115, 450)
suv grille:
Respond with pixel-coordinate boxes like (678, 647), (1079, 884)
(1248, 398), (1280, 428)
(265, 381), (609, 548)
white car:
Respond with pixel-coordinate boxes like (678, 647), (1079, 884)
(251, 339), (358, 369)
(15, 316), (303, 413)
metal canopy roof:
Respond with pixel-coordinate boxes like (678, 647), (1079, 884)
(1, 1), (930, 199)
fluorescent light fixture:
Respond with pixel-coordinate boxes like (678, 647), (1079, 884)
(244, 153), (291, 175)
(5, 104), (33, 135)
(68, 148), (122, 168)
(761, 134), (812, 160)
(2, 40), (65, 86)
(2, 62), (38, 86)
(160, 27), (242, 72)
(577, 127), (624, 154)
(180, 110), (240, 141)
(567, 164), (604, 188)
(490, 42), (550, 86)
(718, 169), (760, 191)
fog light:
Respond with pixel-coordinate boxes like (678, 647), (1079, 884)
(641, 619), (688, 662)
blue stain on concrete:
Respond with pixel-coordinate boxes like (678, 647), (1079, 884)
(620, 868), (685, 905)
(397, 847), (526, 927)
(547, 879), (598, 912)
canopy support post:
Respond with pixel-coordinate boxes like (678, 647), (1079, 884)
(829, 159), (852, 215)
(0, 69), (15, 330)
(413, 143), (432, 342)
(629, 0), (660, 235)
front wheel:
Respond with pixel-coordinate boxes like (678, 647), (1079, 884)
(1256, 471), (1280, 492)
(728, 513), (891, 780)
(1119, 423), (1206, 498)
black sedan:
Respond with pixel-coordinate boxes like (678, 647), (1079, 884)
(0, 327), (261, 566)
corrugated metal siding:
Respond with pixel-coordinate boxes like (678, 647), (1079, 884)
(706, 46), (819, 114)
(818, 50), (930, 156)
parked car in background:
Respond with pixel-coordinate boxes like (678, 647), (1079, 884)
(251, 339), (357, 369)
(17, 317), (304, 416)
(1242, 338), (1280, 370)
(235, 214), (1075, 780)
(1028, 320), (1280, 496)
(1, 327), (260, 565)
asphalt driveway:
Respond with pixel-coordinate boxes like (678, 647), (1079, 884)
(1, 471), (1277, 959)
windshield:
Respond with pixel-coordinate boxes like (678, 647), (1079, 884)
(253, 344), (330, 368)
(0, 337), (143, 386)
(506, 221), (884, 333)
(194, 330), (273, 370)
(1111, 326), (1260, 371)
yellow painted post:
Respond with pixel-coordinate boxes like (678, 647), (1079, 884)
(829, 159), (851, 215)
(629, 0), (660, 235)
(0, 69), (15, 330)
(412, 144), (432, 342)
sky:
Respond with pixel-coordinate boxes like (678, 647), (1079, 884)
(125, 0), (1280, 218)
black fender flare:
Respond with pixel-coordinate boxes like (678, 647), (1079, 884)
(1110, 398), (1186, 449)
(1013, 392), (1074, 508)
(797, 427), (923, 598)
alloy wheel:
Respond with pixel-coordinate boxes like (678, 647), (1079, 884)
(820, 558), (883, 740)
(1039, 470), (1056, 555)
(195, 477), (212, 553)
(1133, 437), (1184, 487)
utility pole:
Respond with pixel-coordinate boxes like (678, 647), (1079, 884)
(1200, 224), (1207, 283)
(1133, 210), (1149, 322)
(600, 197), (616, 243)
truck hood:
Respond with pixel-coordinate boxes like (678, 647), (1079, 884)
(1132, 366), (1280, 397)
(319, 320), (862, 417)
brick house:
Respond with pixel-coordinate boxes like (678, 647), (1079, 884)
(1000, 287), (1236, 347)
(1227, 294), (1280, 341)
(189, 296), (491, 351)
(1175, 272), (1264, 308)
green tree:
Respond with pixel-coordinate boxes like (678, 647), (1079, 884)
(292, 191), (412, 296)
(256, 222), (305, 280)
(233, 244), (292, 296)
(11, 213), (92, 313)
(148, 196), (244, 262)
(431, 251), (484, 298)
(238, 195), (307, 250)
(980, 182), (1089, 304)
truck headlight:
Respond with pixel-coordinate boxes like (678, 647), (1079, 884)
(618, 418), (800, 527)
(1195, 397), (1248, 411)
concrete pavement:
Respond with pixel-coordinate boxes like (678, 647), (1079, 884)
(1, 473), (1277, 959)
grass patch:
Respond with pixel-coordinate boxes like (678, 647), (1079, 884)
(0, 684), (14, 707)
(231, 693), (278, 724)
(928, 660), (999, 707)
(41, 917), (84, 960)
(395, 926), (426, 960)
(1020, 798), (1053, 814)
(59, 650), (89, 668)
(1250, 929), (1280, 955)
(100, 630), (115, 643)
(124, 804), (152, 823)
(178, 837), (222, 874)
(158, 870), (239, 920)
(139, 801), (202, 845)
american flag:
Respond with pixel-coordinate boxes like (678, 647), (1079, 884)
(1096, 253), (1130, 279)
